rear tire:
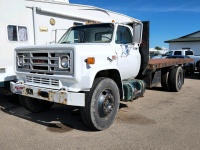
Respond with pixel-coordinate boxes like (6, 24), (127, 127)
(19, 95), (54, 113)
(161, 68), (169, 91)
(81, 77), (120, 131)
(198, 67), (200, 78)
(190, 64), (194, 74)
(197, 62), (200, 78)
(168, 66), (183, 92)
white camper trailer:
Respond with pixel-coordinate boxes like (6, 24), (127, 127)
(0, 0), (137, 93)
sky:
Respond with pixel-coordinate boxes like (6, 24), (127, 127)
(70, 0), (200, 49)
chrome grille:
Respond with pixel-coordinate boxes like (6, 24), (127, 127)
(26, 76), (59, 87)
(16, 50), (73, 75)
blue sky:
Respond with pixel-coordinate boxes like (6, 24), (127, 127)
(70, 0), (200, 49)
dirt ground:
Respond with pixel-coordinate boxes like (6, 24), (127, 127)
(0, 72), (200, 150)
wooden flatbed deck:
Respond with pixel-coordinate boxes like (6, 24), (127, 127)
(148, 58), (193, 69)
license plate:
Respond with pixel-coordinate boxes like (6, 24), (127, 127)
(15, 86), (24, 94)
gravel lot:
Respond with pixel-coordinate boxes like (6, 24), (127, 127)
(0, 73), (200, 150)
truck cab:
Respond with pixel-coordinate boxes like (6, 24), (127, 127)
(58, 22), (142, 79)
(11, 22), (146, 130)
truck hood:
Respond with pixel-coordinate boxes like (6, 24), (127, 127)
(15, 43), (112, 51)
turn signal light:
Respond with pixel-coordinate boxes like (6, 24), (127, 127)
(85, 57), (95, 64)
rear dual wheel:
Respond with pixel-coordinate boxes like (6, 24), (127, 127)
(161, 68), (169, 91)
(197, 62), (200, 78)
(168, 66), (184, 92)
(161, 66), (183, 92)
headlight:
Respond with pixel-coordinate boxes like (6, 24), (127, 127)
(18, 55), (24, 66)
(61, 56), (69, 68)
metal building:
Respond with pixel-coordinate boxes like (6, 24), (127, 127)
(165, 30), (200, 55)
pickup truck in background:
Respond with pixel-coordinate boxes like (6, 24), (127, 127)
(165, 55), (195, 74)
(152, 49), (200, 72)
(152, 49), (194, 59)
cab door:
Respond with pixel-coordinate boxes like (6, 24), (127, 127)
(114, 24), (140, 80)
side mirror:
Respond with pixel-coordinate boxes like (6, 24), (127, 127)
(133, 23), (143, 44)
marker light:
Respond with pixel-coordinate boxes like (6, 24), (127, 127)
(85, 57), (95, 64)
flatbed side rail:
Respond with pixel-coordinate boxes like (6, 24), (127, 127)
(142, 58), (193, 75)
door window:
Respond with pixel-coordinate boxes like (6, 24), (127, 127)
(115, 25), (132, 44)
(174, 51), (181, 55)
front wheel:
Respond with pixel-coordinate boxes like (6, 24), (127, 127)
(81, 77), (120, 131)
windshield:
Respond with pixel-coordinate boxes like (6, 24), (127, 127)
(164, 51), (173, 56)
(59, 23), (114, 44)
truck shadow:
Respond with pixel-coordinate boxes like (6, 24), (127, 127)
(147, 86), (168, 92)
(0, 95), (127, 132)
(0, 95), (92, 132)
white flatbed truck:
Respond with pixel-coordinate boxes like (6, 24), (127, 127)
(10, 20), (192, 130)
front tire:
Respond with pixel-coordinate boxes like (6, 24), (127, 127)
(19, 95), (54, 113)
(168, 66), (183, 92)
(81, 77), (120, 131)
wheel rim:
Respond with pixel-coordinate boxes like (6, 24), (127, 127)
(177, 71), (182, 88)
(98, 89), (115, 118)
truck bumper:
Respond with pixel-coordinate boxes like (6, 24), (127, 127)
(10, 82), (85, 107)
